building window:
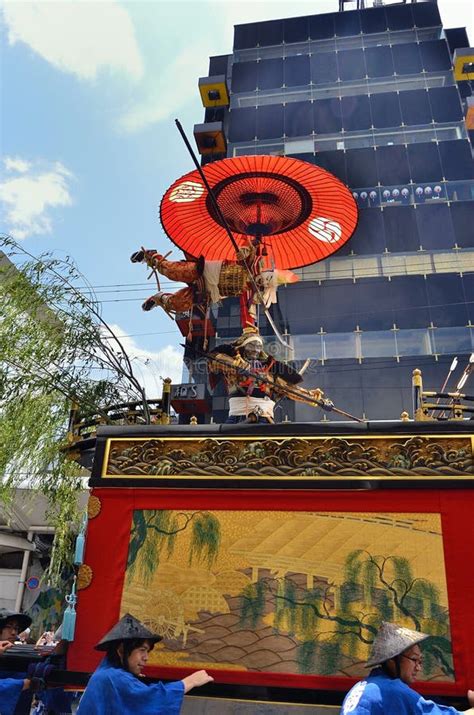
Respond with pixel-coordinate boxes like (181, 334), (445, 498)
(429, 86), (463, 123)
(258, 57), (284, 90)
(338, 48), (367, 82)
(446, 181), (474, 203)
(395, 329), (433, 357)
(231, 70), (455, 109)
(450, 201), (474, 247)
(432, 327), (473, 355)
(323, 332), (357, 360)
(284, 137), (314, 154)
(386, 4), (415, 32)
(292, 334), (324, 360)
(256, 104), (284, 140)
(440, 141), (474, 181)
(294, 250), (474, 284)
(376, 145), (411, 185)
(415, 204), (455, 251)
(420, 39), (451, 72)
(365, 45), (395, 79)
(370, 92), (402, 129)
(313, 97), (343, 134)
(233, 24), (442, 64)
(284, 54), (311, 87)
(284, 101), (313, 137)
(231, 60), (258, 92)
(361, 330), (396, 358)
(392, 42), (422, 75)
(341, 94), (372, 131)
(228, 107), (256, 142)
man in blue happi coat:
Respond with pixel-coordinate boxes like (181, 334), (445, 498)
(340, 621), (474, 714)
(0, 609), (34, 715)
(0, 639), (31, 715)
(77, 613), (213, 714)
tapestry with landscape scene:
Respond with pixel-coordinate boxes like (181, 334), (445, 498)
(120, 509), (454, 682)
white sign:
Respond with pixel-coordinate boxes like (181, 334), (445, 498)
(169, 181), (205, 203)
(308, 216), (343, 243)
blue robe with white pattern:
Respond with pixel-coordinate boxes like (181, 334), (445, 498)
(341, 670), (463, 714)
(76, 658), (185, 714)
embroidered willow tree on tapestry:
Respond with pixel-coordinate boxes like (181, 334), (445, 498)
(239, 548), (452, 679)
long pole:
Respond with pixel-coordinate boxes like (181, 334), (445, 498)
(439, 354), (474, 419)
(194, 346), (364, 422)
(174, 119), (291, 349)
(430, 356), (457, 417)
(175, 119), (241, 254)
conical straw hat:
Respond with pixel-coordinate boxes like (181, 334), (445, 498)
(366, 621), (429, 667)
(95, 613), (162, 651)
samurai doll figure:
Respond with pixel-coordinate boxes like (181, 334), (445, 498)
(207, 327), (329, 424)
(130, 247), (298, 328)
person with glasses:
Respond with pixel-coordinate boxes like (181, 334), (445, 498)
(0, 609), (32, 645)
(340, 621), (474, 714)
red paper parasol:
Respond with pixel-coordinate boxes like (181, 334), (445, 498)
(160, 155), (358, 270)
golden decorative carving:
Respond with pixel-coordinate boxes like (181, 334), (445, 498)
(104, 435), (473, 479)
(87, 495), (101, 519)
(77, 564), (93, 590)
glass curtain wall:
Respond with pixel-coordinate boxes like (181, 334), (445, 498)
(203, 1), (474, 422)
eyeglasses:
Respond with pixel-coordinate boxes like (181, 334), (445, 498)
(402, 654), (424, 668)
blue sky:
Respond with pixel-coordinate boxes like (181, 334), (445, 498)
(1, 0), (472, 392)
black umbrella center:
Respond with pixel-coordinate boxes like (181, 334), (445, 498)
(206, 172), (313, 236)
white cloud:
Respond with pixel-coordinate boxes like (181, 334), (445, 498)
(2, 0), (143, 81)
(0, 158), (74, 240)
(117, 0), (336, 133)
(4, 157), (31, 173)
(438, 0), (474, 40)
(109, 324), (184, 396)
(118, 44), (206, 133)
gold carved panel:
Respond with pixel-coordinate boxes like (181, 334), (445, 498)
(101, 435), (474, 481)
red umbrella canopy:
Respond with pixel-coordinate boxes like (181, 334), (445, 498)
(160, 155), (358, 270)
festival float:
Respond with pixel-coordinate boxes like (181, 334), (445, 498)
(3, 124), (474, 714)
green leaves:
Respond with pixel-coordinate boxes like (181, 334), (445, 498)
(1, 236), (151, 583)
(127, 510), (222, 587)
(188, 512), (221, 568)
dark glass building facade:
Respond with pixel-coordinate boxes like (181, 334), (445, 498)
(189, 0), (474, 423)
